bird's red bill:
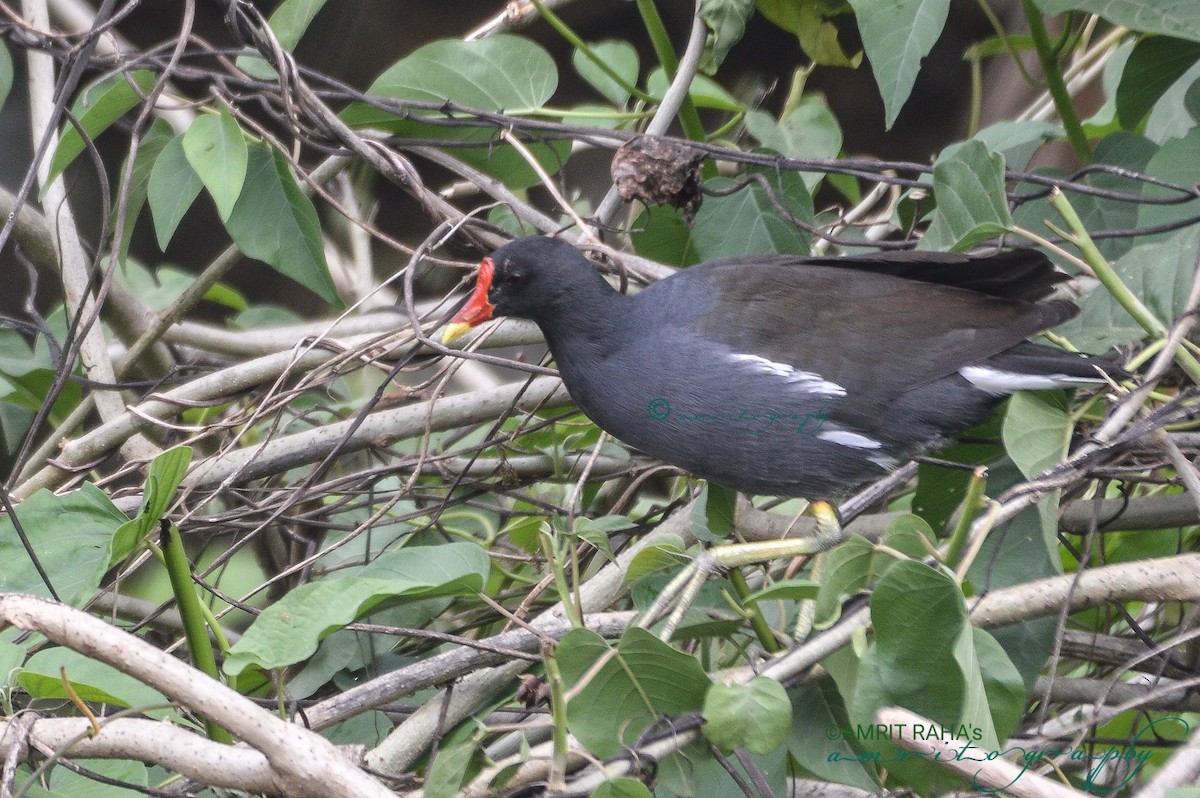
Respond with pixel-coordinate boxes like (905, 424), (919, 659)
(443, 257), (496, 343)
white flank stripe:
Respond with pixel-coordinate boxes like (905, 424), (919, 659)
(818, 429), (883, 449)
(959, 365), (1103, 395)
(728, 353), (845, 395)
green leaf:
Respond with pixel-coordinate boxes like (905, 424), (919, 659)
(146, 445), (191, 514)
(656, 738), (788, 796)
(281, 630), (358, 700)
(20, 758), (146, 797)
(21, 647), (173, 719)
(110, 446), (193, 566)
(147, 133), (203, 250)
(264, 0), (328, 49)
(0, 402), (32, 455)
(1011, 135), (1156, 263)
(423, 724), (478, 798)
(846, 0), (950, 128)
(745, 96), (844, 190)
(574, 514), (633, 561)
(0, 42), (12, 112)
(1117, 36), (1200, 129)
(972, 120), (1063, 169)
(573, 40), (639, 105)
(969, 33), (1037, 59)
(1031, 0), (1200, 44)
(912, 413), (1005, 532)
(884, 513), (937, 553)
(810, 520), (928, 628)
(1054, 226), (1199, 352)
(853, 560), (966, 725)
(971, 628), (1027, 740)
(1139, 127), (1200, 237)
(625, 533), (689, 581)
(688, 173), (813, 259)
(230, 305), (303, 330)
(787, 681), (881, 791)
(0, 484), (127, 607)
(704, 484), (737, 537)
(117, 262), (246, 312)
(1188, 76), (1200, 122)
(340, 36), (565, 189)
(919, 140), (1012, 251)
(0, 327), (82, 425)
(960, 459), (1061, 689)
(949, 619), (1000, 750)
(488, 203), (542, 237)
(631, 205), (700, 266)
(224, 145), (338, 305)
(703, 676), (792, 754)
(344, 35), (557, 126)
(699, 0), (756, 73)
(557, 627), (710, 758)
(0, 628), (29, 687)
(113, 118), (174, 264)
(236, 0), (330, 79)
(46, 70), (158, 188)
(1002, 391), (1071, 481)
(503, 514), (545, 553)
(574, 515), (636, 537)
(402, 129), (570, 190)
(757, 0), (861, 67)
(224, 542), (489, 675)
(744, 577), (820, 602)
(1050, 132), (1157, 261)
(592, 778), (653, 798)
(646, 68), (743, 112)
(810, 537), (882, 627)
(182, 109), (248, 221)
(1148, 66), (1200, 141)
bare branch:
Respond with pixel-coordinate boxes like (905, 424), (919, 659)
(0, 594), (394, 798)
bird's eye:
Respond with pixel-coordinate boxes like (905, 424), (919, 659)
(502, 270), (525, 287)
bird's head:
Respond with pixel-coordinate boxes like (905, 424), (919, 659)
(442, 237), (594, 343)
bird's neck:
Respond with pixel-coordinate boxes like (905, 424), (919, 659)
(536, 280), (631, 371)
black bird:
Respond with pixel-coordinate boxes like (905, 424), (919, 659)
(443, 236), (1125, 501)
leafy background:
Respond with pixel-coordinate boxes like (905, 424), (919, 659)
(0, 0), (1197, 796)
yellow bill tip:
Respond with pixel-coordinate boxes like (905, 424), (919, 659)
(442, 322), (473, 345)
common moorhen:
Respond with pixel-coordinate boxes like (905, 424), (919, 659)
(443, 237), (1125, 500)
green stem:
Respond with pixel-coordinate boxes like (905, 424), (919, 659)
(971, 0), (1040, 87)
(529, 107), (652, 121)
(540, 523), (582, 627)
(966, 48), (982, 138)
(707, 110), (746, 141)
(159, 521), (233, 744)
(1048, 189), (1200, 383)
(1051, 11), (1080, 55)
(531, 0), (656, 104)
(196, 596), (232, 655)
(634, 0), (706, 141)
(781, 67), (809, 118)
(945, 467), (988, 570)
(543, 645), (570, 791)
(728, 569), (781, 653)
(636, 0), (678, 76)
(1022, 0), (1090, 161)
